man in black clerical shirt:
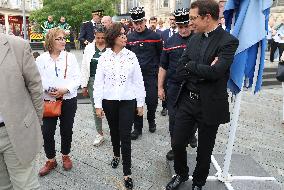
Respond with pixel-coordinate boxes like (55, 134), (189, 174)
(165, 1), (239, 190)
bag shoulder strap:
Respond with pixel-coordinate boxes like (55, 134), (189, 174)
(64, 52), (68, 79)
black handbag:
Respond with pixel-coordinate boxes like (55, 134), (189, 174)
(276, 61), (284, 82)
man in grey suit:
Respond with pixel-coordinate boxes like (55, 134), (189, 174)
(0, 34), (44, 189)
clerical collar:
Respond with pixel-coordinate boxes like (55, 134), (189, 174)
(203, 25), (220, 38)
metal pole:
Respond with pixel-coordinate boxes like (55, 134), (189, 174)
(251, 42), (261, 94)
(222, 89), (243, 180)
(22, 0), (27, 40)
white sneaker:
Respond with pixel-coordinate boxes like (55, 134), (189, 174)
(93, 134), (105, 146)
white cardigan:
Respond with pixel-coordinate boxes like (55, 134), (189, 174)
(81, 43), (97, 88)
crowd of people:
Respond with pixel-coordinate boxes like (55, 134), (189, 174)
(0, 0), (240, 190)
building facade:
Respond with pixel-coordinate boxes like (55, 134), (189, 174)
(0, 0), (43, 36)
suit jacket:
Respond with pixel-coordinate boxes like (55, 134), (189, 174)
(78, 21), (95, 44)
(0, 34), (44, 166)
(177, 26), (239, 125)
(156, 29), (163, 36)
(161, 29), (170, 42)
(161, 28), (177, 43)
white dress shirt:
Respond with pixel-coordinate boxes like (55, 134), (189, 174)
(169, 28), (178, 38)
(93, 48), (146, 108)
(36, 51), (81, 101)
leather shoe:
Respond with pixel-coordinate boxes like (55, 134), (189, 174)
(131, 129), (142, 140)
(111, 157), (120, 168)
(124, 177), (133, 189)
(62, 155), (73, 171)
(149, 122), (156, 133)
(39, 160), (57, 176)
(166, 149), (174, 161)
(166, 175), (188, 190)
(192, 185), (203, 190)
(189, 135), (197, 148)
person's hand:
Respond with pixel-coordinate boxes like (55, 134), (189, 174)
(57, 88), (69, 97)
(49, 88), (68, 98)
(96, 108), (105, 118)
(137, 107), (143, 116)
(84, 40), (89, 45)
(211, 57), (219, 66)
(158, 88), (166, 101)
(82, 87), (88, 97)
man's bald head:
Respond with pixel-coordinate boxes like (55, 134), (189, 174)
(101, 16), (113, 29)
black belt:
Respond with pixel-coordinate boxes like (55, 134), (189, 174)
(0, 122), (5, 128)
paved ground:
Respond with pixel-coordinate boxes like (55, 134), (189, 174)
(35, 50), (284, 190)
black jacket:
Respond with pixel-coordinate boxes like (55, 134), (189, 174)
(176, 26), (239, 125)
(160, 33), (193, 84)
(127, 28), (163, 76)
(78, 21), (95, 44)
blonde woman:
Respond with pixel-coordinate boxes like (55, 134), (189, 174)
(81, 25), (106, 146)
(36, 28), (80, 176)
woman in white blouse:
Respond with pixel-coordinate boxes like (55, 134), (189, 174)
(93, 23), (145, 189)
(36, 28), (80, 176)
(81, 25), (106, 146)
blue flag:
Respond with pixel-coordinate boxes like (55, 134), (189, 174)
(224, 0), (273, 94)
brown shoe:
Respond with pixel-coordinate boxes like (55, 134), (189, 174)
(62, 155), (73, 171)
(39, 160), (57, 176)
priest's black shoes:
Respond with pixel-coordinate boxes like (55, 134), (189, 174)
(166, 175), (188, 190)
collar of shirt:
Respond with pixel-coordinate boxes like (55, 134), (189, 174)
(203, 25), (221, 38)
(47, 50), (66, 62)
(91, 20), (96, 26)
(170, 27), (178, 33)
(106, 47), (127, 57)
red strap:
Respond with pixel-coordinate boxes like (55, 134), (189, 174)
(163, 44), (187, 51)
(127, 39), (162, 45)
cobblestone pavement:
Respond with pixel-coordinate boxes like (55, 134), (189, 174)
(35, 50), (284, 190)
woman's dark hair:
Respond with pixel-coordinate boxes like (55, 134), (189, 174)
(105, 22), (124, 48)
(191, 0), (220, 21)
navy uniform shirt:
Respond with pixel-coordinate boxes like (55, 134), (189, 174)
(79, 21), (95, 44)
(127, 28), (163, 76)
(160, 33), (193, 84)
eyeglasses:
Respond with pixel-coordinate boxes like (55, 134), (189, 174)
(55, 37), (66, 42)
(189, 15), (200, 21)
